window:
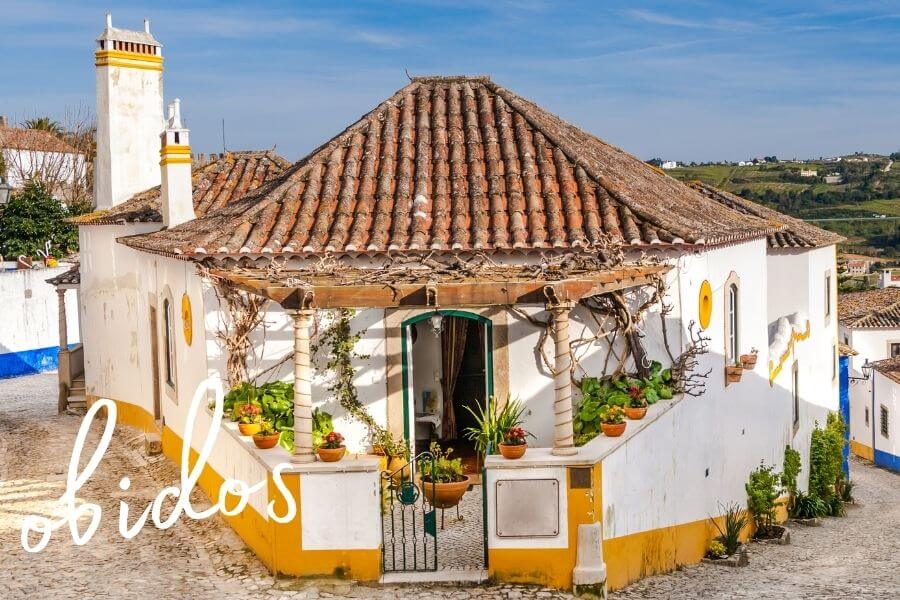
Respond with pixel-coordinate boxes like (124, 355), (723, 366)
(163, 298), (176, 388)
(727, 282), (740, 364)
(865, 406), (870, 426)
(892, 343), (900, 359)
(824, 272), (832, 318)
(792, 362), (800, 428)
(881, 405), (890, 438)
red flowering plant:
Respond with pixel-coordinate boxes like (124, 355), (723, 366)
(502, 427), (529, 446)
(237, 403), (262, 425)
(627, 384), (648, 409)
(321, 431), (345, 450)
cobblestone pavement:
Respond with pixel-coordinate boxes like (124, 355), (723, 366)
(2, 373), (899, 600)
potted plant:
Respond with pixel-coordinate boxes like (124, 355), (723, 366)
(463, 395), (529, 458)
(599, 405), (627, 437)
(252, 422), (281, 449)
(317, 431), (346, 462)
(740, 348), (759, 370)
(498, 427), (529, 459)
(624, 384), (648, 420)
(418, 442), (469, 509)
(237, 404), (263, 436)
(725, 363), (743, 384)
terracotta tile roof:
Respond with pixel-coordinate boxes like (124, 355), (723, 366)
(45, 264), (80, 286)
(838, 342), (857, 357)
(72, 151), (289, 225)
(119, 76), (787, 258)
(687, 181), (845, 249)
(0, 126), (81, 154)
(872, 356), (900, 384)
(838, 287), (900, 328)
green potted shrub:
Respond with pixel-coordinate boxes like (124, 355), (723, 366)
(237, 404), (263, 436)
(418, 442), (469, 509)
(746, 461), (785, 540)
(498, 426), (530, 459)
(599, 405), (627, 437)
(317, 431), (346, 462)
(463, 395), (529, 457)
(252, 421), (281, 449)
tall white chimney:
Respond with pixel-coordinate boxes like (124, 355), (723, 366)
(159, 99), (195, 227)
(94, 14), (164, 209)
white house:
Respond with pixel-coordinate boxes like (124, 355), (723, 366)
(73, 16), (843, 594)
(660, 160), (678, 169)
(0, 118), (87, 200)
(838, 287), (900, 470)
(876, 269), (900, 288)
(800, 169), (817, 178)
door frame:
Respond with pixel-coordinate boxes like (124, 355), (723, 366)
(400, 310), (494, 445)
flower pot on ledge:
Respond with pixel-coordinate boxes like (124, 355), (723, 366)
(624, 406), (648, 420)
(252, 432), (280, 449)
(498, 443), (527, 459)
(740, 354), (758, 369)
(725, 364), (744, 384)
(601, 422), (627, 437)
(317, 446), (346, 462)
(238, 422), (261, 436)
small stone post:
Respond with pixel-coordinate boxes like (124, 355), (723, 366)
(550, 302), (577, 455)
(57, 288), (68, 350)
(289, 309), (316, 463)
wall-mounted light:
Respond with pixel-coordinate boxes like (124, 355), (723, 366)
(429, 311), (443, 336)
(850, 359), (873, 381)
(0, 176), (12, 206)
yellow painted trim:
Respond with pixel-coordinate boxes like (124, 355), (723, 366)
(160, 145), (192, 156)
(159, 157), (194, 166)
(768, 319), (811, 384)
(88, 395), (159, 434)
(698, 280), (712, 329)
(95, 50), (163, 71)
(850, 440), (874, 461)
(181, 293), (193, 347)
(161, 426), (381, 580)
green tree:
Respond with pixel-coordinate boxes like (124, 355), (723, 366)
(0, 181), (88, 259)
(23, 117), (64, 136)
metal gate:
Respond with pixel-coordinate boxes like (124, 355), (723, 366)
(381, 452), (438, 572)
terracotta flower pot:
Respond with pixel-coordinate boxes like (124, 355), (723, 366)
(740, 354), (758, 369)
(601, 422), (627, 437)
(624, 406), (648, 420)
(387, 456), (411, 485)
(317, 446), (346, 462)
(725, 365), (743, 383)
(238, 422), (261, 436)
(421, 475), (470, 509)
(498, 443), (527, 459)
(252, 432), (280, 449)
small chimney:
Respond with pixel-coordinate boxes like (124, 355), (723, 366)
(159, 99), (195, 228)
(144, 18), (151, 34)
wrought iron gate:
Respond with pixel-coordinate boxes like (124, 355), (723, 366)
(381, 452), (438, 572)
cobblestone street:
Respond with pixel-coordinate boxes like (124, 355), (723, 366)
(2, 373), (899, 599)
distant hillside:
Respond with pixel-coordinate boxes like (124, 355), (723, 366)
(664, 154), (900, 257)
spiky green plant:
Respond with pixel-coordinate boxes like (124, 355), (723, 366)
(463, 395), (530, 456)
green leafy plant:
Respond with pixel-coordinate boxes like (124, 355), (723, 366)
(502, 427), (528, 446)
(709, 502), (748, 555)
(255, 421), (278, 437)
(791, 491), (828, 519)
(371, 428), (410, 460)
(463, 395), (529, 456)
(599, 405), (625, 425)
(0, 181), (88, 259)
(827, 494), (846, 517)
(418, 442), (466, 483)
(809, 412), (847, 515)
(781, 445), (802, 513)
(840, 479), (855, 503)
(706, 539), (727, 559)
(237, 404), (262, 425)
(745, 461), (782, 535)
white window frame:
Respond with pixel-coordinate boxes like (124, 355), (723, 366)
(724, 273), (741, 366)
(163, 296), (177, 390)
(824, 270), (832, 320)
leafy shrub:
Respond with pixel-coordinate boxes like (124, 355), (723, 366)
(827, 494), (846, 517)
(840, 479), (855, 503)
(781, 445), (802, 512)
(809, 413), (846, 510)
(599, 405), (626, 425)
(709, 502), (748, 555)
(706, 540), (727, 559)
(419, 441), (465, 483)
(746, 461), (782, 535)
(791, 491), (828, 519)
(0, 181), (89, 259)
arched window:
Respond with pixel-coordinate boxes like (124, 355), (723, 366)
(725, 275), (740, 365)
(163, 297), (176, 388)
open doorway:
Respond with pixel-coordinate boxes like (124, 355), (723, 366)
(406, 312), (492, 475)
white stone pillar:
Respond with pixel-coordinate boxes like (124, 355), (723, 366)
(57, 288), (68, 350)
(290, 309), (316, 463)
(550, 302), (577, 456)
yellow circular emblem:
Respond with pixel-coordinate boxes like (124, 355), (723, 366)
(698, 280), (713, 329)
(181, 293), (193, 346)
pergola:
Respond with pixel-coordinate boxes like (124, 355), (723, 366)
(208, 259), (670, 462)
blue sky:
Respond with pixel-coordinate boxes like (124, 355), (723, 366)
(2, 0), (899, 162)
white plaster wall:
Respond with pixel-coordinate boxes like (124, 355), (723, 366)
(485, 465), (569, 549)
(872, 371), (900, 460)
(0, 265), (80, 353)
(1, 149), (86, 190)
(94, 63), (163, 209)
(299, 472), (381, 549)
(841, 327), (900, 451)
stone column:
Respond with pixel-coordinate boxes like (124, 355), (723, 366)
(289, 309), (316, 463)
(57, 288), (68, 350)
(550, 302), (577, 455)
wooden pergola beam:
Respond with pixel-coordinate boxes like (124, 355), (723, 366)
(208, 265), (670, 309)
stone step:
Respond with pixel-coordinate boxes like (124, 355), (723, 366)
(380, 569), (488, 584)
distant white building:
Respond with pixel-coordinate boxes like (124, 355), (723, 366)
(825, 173), (843, 184)
(800, 169), (817, 178)
(661, 160), (678, 169)
(845, 259), (872, 275)
(0, 117), (87, 198)
(877, 269), (900, 289)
